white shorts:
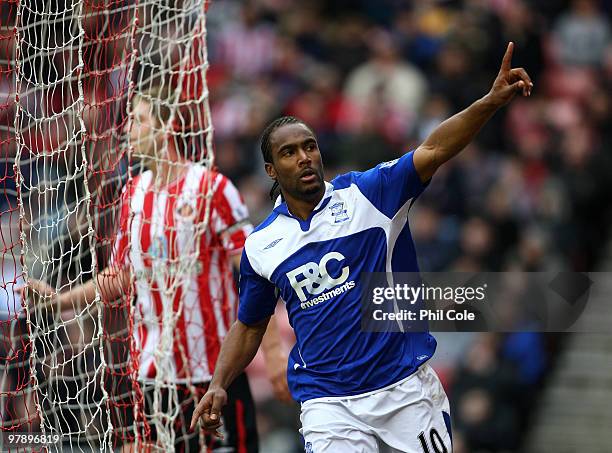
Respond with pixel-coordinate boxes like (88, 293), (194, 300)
(300, 364), (452, 453)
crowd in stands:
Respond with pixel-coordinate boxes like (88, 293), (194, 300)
(207, 1), (611, 451)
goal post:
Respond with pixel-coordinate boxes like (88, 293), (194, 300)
(1, 0), (215, 451)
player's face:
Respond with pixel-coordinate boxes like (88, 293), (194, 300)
(130, 100), (162, 159)
(267, 123), (325, 202)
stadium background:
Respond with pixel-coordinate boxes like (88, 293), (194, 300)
(205, 1), (611, 452)
(0, 0), (610, 451)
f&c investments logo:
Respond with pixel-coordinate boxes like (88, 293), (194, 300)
(286, 252), (356, 309)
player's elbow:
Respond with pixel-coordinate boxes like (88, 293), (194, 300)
(233, 317), (271, 338)
(414, 144), (438, 183)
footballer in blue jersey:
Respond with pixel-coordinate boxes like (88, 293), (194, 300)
(192, 42), (532, 452)
(238, 150), (436, 403)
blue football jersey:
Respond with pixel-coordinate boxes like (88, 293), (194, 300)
(238, 151), (437, 402)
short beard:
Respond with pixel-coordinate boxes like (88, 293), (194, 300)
(297, 174), (325, 201)
(302, 183), (322, 196)
(281, 178), (324, 202)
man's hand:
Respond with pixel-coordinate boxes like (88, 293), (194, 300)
(487, 42), (533, 107)
(190, 387), (228, 438)
(189, 319), (269, 435)
(414, 41), (533, 182)
(17, 279), (56, 310)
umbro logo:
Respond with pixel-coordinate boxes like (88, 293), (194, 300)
(264, 238), (283, 250)
(379, 158), (399, 169)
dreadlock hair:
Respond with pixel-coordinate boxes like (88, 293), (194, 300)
(260, 116), (313, 201)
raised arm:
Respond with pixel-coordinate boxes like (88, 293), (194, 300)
(413, 42), (532, 182)
(190, 317), (270, 436)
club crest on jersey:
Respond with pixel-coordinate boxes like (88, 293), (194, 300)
(329, 202), (349, 224)
(175, 200), (197, 221)
(148, 235), (168, 260)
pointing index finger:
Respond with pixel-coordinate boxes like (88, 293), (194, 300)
(190, 406), (202, 431)
(190, 397), (209, 431)
(500, 42), (514, 73)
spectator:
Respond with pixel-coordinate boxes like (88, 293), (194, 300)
(343, 28), (428, 141)
(552, 0), (611, 67)
(213, 2), (278, 79)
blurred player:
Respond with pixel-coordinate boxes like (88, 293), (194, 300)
(191, 42), (532, 452)
(24, 86), (290, 452)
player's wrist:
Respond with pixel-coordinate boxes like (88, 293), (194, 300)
(478, 92), (503, 111)
(205, 385), (228, 404)
(207, 376), (229, 393)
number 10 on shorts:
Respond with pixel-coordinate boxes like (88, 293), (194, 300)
(418, 428), (448, 453)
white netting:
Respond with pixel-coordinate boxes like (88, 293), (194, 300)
(1, 0), (215, 451)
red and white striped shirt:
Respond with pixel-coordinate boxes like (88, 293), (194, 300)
(112, 164), (252, 383)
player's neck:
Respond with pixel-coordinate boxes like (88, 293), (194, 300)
(151, 143), (187, 187)
(283, 190), (325, 221)
(152, 160), (187, 187)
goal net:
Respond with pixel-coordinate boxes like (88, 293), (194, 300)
(1, 0), (216, 451)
